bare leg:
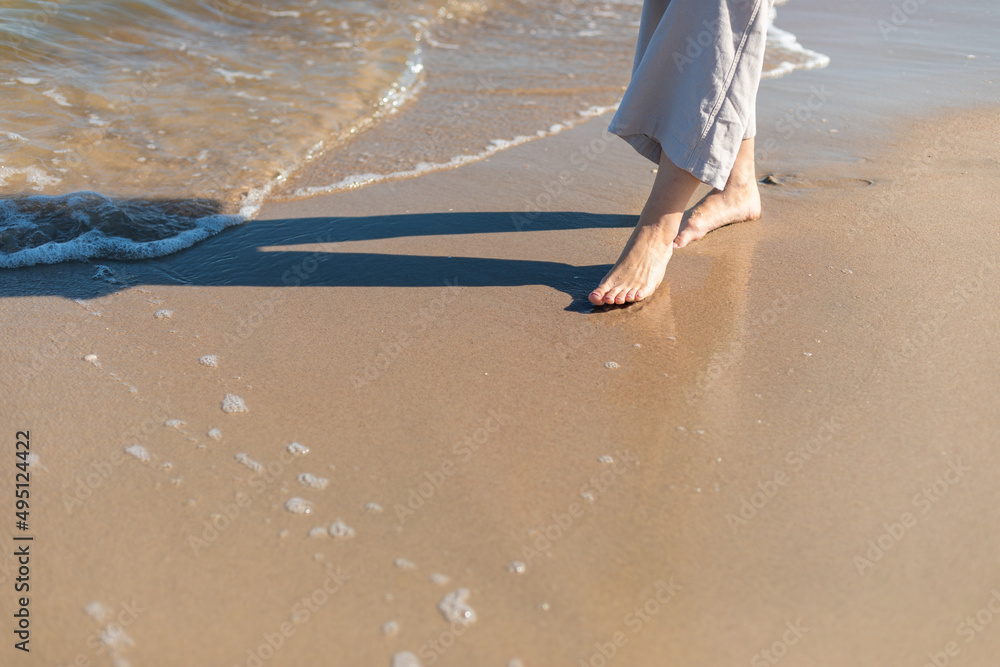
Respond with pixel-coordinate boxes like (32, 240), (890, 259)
(589, 152), (700, 306)
(673, 137), (761, 248)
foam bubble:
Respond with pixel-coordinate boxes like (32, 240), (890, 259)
(429, 573), (450, 586)
(42, 88), (72, 107)
(382, 620), (401, 637)
(395, 558), (417, 570)
(286, 442), (309, 456)
(207, 428), (222, 441)
(84, 601), (112, 621)
(83, 354), (99, 365)
(308, 526), (328, 538)
(154, 309), (173, 319)
(581, 491), (596, 503)
(392, 652), (422, 667)
(235, 453), (264, 473)
(508, 661), (525, 667)
(165, 419), (186, 429)
(285, 497), (314, 515)
(328, 519), (355, 538)
(605, 361), (620, 369)
(507, 561), (526, 574)
(598, 455), (614, 464)
(438, 588), (476, 627)
(298, 473), (329, 490)
(221, 394), (248, 413)
(125, 444), (151, 462)
(365, 502), (384, 513)
(199, 355), (219, 367)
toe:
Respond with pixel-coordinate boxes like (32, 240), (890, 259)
(588, 289), (605, 305)
(624, 288), (639, 302)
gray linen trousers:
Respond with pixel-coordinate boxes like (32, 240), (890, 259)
(608, 0), (772, 190)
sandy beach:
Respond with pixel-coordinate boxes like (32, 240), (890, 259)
(2, 1), (1000, 665)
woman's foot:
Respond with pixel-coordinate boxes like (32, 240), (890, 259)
(589, 154), (700, 306)
(674, 137), (761, 248)
(588, 218), (677, 305)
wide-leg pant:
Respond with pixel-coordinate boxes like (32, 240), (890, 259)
(608, 0), (772, 190)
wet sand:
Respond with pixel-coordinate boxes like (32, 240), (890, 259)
(3, 1), (1000, 665)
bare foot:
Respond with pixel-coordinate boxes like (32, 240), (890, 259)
(674, 137), (761, 248)
(589, 154), (699, 306)
(589, 219), (676, 305)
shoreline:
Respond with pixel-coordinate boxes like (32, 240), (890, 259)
(2, 0), (1000, 665)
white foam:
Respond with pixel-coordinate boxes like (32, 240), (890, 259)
(429, 573), (451, 586)
(207, 428), (223, 440)
(83, 354), (100, 365)
(365, 502), (384, 513)
(598, 455), (614, 464)
(763, 8), (831, 79)
(507, 560), (527, 574)
(154, 310), (173, 319)
(235, 453), (264, 473)
(395, 558), (417, 570)
(125, 444), (151, 462)
(382, 620), (401, 637)
(16, 77), (41, 85)
(199, 355), (219, 367)
(308, 526), (328, 538)
(0, 165), (61, 191)
(165, 419), (186, 429)
(605, 361), (620, 370)
(42, 88), (72, 106)
(285, 497), (314, 515)
(221, 394), (248, 413)
(298, 473), (329, 490)
(328, 519), (355, 538)
(438, 588), (476, 627)
(286, 442), (310, 456)
(392, 652), (423, 667)
(0, 204), (243, 269)
(84, 601), (111, 621)
(292, 103), (619, 198)
(214, 68), (270, 84)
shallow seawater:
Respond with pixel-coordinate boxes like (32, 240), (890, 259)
(0, 0), (826, 268)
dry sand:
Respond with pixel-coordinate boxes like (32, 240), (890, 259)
(3, 0), (1000, 664)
